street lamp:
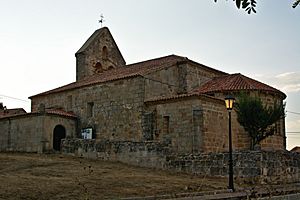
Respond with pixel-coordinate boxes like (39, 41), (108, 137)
(225, 95), (235, 192)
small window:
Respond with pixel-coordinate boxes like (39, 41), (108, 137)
(87, 102), (94, 117)
(163, 116), (170, 134)
(67, 95), (72, 111)
(276, 121), (281, 135)
(108, 65), (114, 70)
(102, 46), (108, 60)
(94, 62), (103, 73)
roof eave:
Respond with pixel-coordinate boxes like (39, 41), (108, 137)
(201, 89), (287, 100)
(29, 74), (142, 98)
(144, 93), (224, 105)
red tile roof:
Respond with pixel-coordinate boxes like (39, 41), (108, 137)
(0, 108), (26, 118)
(44, 109), (77, 118)
(291, 146), (300, 152)
(192, 73), (286, 98)
(0, 108), (76, 119)
(145, 93), (224, 104)
(30, 54), (228, 98)
(30, 55), (188, 98)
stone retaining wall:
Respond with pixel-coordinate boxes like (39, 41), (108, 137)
(61, 138), (300, 184)
(61, 139), (171, 168)
(169, 151), (300, 184)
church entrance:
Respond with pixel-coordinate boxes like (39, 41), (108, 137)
(53, 125), (66, 151)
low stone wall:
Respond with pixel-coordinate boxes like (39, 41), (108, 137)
(61, 138), (300, 184)
(61, 139), (171, 168)
(169, 151), (300, 184)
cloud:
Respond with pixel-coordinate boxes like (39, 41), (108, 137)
(286, 119), (300, 131)
(254, 72), (300, 93)
(274, 72), (300, 93)
(276, 72), (297, 78)
(286, 119), (300, 150)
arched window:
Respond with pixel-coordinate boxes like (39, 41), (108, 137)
(94, 62), (103, 73)
(102, 46), (108, 60)
(108, 65), (114, 70)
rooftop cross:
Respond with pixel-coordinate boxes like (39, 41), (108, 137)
(99, 14), (105, 27)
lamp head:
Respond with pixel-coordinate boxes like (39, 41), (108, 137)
(225, 95), (235, 111)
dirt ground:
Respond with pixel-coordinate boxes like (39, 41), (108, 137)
(0, 153), (228, 200)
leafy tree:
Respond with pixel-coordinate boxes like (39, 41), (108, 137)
(235, 93), (285, 150)
(214, 0), (299, 14)
(293, 0), (300, 8)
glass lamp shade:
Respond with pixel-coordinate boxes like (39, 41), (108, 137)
(225, 95), (235, 110)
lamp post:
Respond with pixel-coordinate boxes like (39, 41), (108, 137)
(225, 95), (235, 192)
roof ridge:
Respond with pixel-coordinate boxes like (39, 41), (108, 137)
(125, 54), (187, 67)
(238, 73), (279, 91)
(193, 73), (286, 99)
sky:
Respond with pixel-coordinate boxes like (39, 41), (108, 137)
(0, 0), (299, 150)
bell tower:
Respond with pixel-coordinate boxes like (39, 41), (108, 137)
(75, 27), (126, 81)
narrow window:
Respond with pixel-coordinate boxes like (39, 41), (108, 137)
(94, 62), (103, 73)
(87, 102), (94, 117)
(102, 46), (108, 60)
(163, 116), (170, 134)
(67, 95), (72, 111)
(276, 120), (281, 135)
(193, 109), (203, 153)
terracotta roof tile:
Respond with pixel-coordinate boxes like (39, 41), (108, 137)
(291, 146), (300, 152)
(0, 108), (77, 119)
(44, 109), (77, 118)
(144, 93), (224, 104)
(192, 73), (286, 98)
(30, 55), (187, 98)
(0, 108), (26, 118)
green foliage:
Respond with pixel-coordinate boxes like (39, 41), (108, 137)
(235, 93), (285, 150)
(214, 0), (299, 14)
(293, 0), (300, 8)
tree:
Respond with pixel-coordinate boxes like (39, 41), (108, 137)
(235, 93), (285, 150)
(214, 0), (299, 14)
(293, 0), (300, 8)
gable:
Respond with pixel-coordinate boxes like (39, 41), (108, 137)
(75, 27), (126, 81)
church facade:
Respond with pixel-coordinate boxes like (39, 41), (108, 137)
(0, 27), (286, 153)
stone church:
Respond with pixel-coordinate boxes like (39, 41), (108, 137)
(0, 27), (286, 154)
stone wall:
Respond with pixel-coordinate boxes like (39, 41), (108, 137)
(62, 139), (171, 168)
(31, 77), (145, 141)
(257, 92), (286, 150)
(144, 64), (180, 100)
(184, 62), (225, 92)
(144, 62), (225, 101)
(0, 113), (76, 152)
(61, 138), (300, 184)
(170, 151), (300, 184)
(145, 95), (230, 154)
(212, 91), (286, 151)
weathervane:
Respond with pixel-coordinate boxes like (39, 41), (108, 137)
(99, 14), (105, 27)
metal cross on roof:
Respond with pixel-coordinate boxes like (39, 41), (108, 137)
(99, 14), (104, 27)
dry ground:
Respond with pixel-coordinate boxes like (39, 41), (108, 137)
(0, 153), (228, 200)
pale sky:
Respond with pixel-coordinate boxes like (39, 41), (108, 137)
(0, 0), (299, 150)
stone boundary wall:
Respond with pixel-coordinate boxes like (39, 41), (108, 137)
(169, 151), (300, 184)
(61, 139), (171, 168)
(61, 139), (300, 184)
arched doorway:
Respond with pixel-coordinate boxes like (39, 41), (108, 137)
(53, 125), (66, 151)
